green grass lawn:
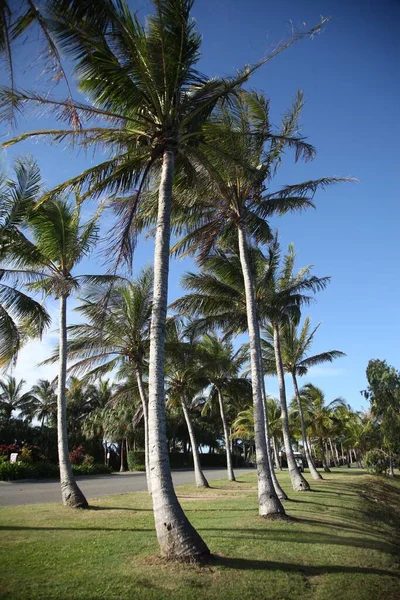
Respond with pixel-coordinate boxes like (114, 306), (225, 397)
(0, 469), (399, 600)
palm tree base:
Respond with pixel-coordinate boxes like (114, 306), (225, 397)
(61, 480), (89, 509)
(289, 469), (310, 492)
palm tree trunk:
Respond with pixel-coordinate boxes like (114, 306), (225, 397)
(180, 395), (209, 488)
(329, 438), (338, 467)
(216, 388), (236, 482)
(57, 294), (88, 508)
(237, 224), (285, 516)
(292, 373), (322, 481)
(388, 455), (395, 477)
(134, 366), (151, 494)
(321, 439), (331, 472)
(120, 438), (126, 472)
(148, 148), (209, 560)
(272, 437), (281, 471)
(334, 442), (340, 466)
(272, 323), (310, 492)
(262, 391), (288, 501)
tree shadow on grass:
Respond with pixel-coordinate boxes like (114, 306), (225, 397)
(197, 527), (399, 554)
(211, 555), (400, 579)
(87, 506), (152, 512)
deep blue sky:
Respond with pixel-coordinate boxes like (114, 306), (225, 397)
(1, 0), (399, 410)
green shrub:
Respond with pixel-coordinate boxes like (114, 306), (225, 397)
(72, 463), (112, 476)
(127, 451), (146, 471)
(365, 449), (388, 475)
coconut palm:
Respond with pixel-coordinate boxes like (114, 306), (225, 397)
(0, 375), (34, 420)
(196, 334), (252, 483)
(0, 158), (50, 368)
(29, 379), (57, 428)
(263, 317), (345, 480)
(165, 320), (209, 488)
(299, 383), (345, 472)
(45, 268), (153, 492)
(5, 196), (116, 508)
(169, 91), (350, 499)
(0, 0), (328, 557)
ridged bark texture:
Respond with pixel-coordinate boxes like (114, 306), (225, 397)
(135, 366), (151, 493)
(237, 225), (285, 516)
(180, 395), (209, 488)
(148, 149), (209, 560)
(292, 373), (322, 481)
(272, 324), (310, 492)
(57, 295), (88, 508)
(216, 388), (236, 482)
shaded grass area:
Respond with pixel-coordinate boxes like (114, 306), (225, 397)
(0, 469), (399, 599)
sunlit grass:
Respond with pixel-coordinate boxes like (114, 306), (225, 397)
(0, 469), (399, 599)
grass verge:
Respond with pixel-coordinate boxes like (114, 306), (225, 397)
(0, 469), (399, 600)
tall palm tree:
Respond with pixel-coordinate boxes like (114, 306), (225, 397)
(298, 383), (345, 472)
(0, 0), (328, 557)
(0, 158), (50, 368)
(0, 375), (34, 420)
(170, 92), (349, 499)
(45, 269), (153, 492)
(263, 317), (345, 480)
(165, 320), (209, 488)
(6, 197), (114, 508)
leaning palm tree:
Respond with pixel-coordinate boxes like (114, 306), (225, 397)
(45, 268), (153, 492)
(0, 375), (34, 420)
(299, 383), (345, 472)
(6, 197), (114, 508)
(0, 0), (328, 558)
(263, 317), (345, 480)
(0, 158), (50, 368)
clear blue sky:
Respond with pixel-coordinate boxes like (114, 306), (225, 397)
(1, 0), (399, 411)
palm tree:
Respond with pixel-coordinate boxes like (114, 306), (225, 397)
(6, 197), (114, 508)
(30, 379), (57, 428)
(165, 320), (209, 488)
(196, 334), (253, 483)
(0, 158), (50, 368)
(46, 268), (153, 492)
(0, 375), (34, 420)
(263, 317), (345, 480)
(299, 383), (345, 472)
(0, 0), (328, 557)
(170, 91), (350, 499)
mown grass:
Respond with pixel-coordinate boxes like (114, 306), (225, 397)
(0, 469), (399, 600)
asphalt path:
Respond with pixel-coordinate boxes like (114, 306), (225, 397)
(0, 467), (254, 507)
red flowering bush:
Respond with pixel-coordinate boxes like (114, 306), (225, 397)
(69, 446), (86, 465)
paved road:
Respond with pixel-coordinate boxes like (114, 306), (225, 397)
(0, 467), (253, 507)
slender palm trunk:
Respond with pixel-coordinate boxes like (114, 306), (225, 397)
(237, 225), (285, 516)
(134, 366), (151, 494)
(388, 455), (395, 478)
(292, 373), (322, 481)
(334, 442), (340, 466)
(321, 439), (331, 472)
(180, 394), (209, 488)
(57, 294), (87, 508)
(329, 438), (338, 467)
(272, 437), (281, 471)
(148, 148), (209, 560)
(120, 438), (126, 472)
(216, 388), (236, 482)
(272, 323), (310, 492)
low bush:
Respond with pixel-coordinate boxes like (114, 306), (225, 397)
(364, 449), (388, 474)
(72, 463), (112, 476)
(127, 451), (146, 471)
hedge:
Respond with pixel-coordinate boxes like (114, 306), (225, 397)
(126, 450), (246, 471)
(0, 461), (112, 481)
